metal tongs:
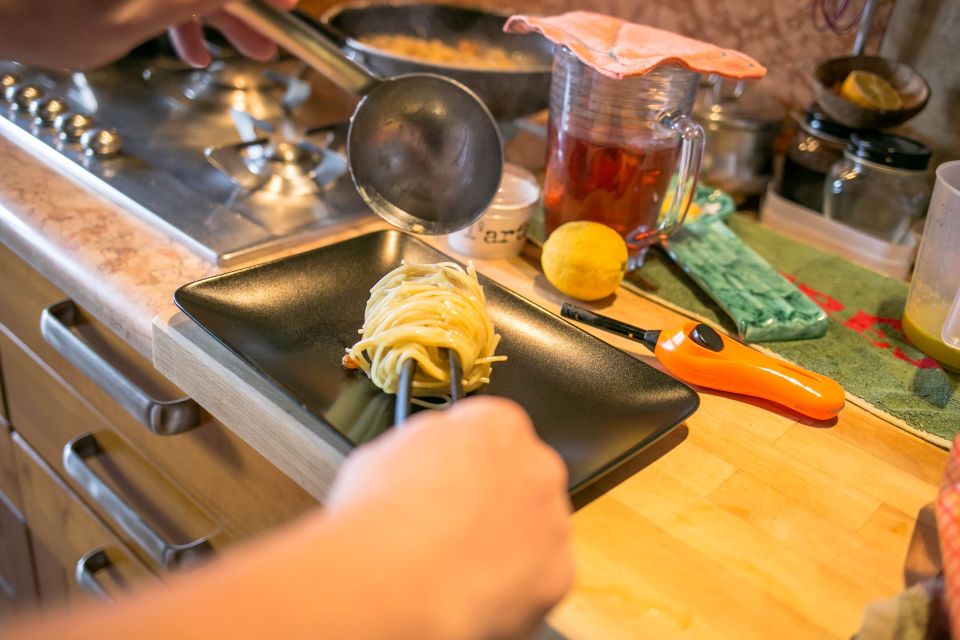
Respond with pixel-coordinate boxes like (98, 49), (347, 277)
(394, 350), (463, 426)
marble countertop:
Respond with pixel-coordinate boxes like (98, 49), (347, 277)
(0, 133), (218, 358)
(0, 132), (382, 360)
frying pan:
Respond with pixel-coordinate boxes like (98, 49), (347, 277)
(296, 3), (554, 121)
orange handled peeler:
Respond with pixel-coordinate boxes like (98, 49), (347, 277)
(561, 304), (845, 421)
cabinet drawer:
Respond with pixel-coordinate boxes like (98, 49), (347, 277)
(0, 244), (316, 536)
(0, 243), (66, 365)
(0, 244), (198, 437)
(12, 433), (153, 607)
(1, 329), (222, 572)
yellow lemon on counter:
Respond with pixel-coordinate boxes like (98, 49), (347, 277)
(840, 70), (903, 110)
(541, 222), (628, 301)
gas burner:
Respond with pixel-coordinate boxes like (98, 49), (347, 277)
(182, 60), (276, 98)
(205, 109), (347, 197)
(206, 69), (348, 197)
(1, 53), (367, 264)
(143, 53), (302, 120)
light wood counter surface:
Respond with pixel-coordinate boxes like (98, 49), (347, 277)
(0, 128), (950, 640)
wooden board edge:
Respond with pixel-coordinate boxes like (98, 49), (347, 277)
(151, 308), (345, 501)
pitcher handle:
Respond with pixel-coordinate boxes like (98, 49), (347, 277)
(658, 112), (705, 238)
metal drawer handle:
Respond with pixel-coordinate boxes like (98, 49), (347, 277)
(75, 549), (114, 600)
(41, 300), (200, 435)
(64, 433), (212, 570)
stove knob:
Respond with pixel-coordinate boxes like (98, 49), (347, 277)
(6, 84), (43, 111)
(54, 112), (95, 142)
(29, 97), (69, 127)
(0, 73), (21, 101)
(80, 127), (122, 158)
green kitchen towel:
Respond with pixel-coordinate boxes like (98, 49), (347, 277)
(663, 218), (827, 342)
(625, 215), (960, 446)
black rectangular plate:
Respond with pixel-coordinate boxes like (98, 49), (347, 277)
(174, 230), (699, 494)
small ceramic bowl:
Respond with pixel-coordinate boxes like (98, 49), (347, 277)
(813, 55), (929, 129)
(447, 164), (540, 259)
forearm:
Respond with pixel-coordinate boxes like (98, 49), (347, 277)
(8, 398), (571, 640)
(8, 507), (452, 640)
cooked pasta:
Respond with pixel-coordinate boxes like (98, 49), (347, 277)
(357, 34), (524, 70)
(345, 262), (506, 398)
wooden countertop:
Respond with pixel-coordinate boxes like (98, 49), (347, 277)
(0, 129), (949, 640)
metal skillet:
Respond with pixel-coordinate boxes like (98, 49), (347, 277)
(303, 2), (554, 121)
(224, 1), (504, 234)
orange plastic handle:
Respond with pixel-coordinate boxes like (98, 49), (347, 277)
(653, 322), (846, 421)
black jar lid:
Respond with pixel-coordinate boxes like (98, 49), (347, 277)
(846, 132), (932, 170)
(803, 103), (859, 141)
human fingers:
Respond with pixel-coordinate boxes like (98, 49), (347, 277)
(325, 397), (538, 508)
(167, 20), (212, 68)
(166, 0), (298, 66)
(206, 10), (278, 61)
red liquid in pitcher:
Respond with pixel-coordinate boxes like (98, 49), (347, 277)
(543, 124), (680, 250)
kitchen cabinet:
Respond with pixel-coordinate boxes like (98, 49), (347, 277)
(13, 432), (152, 606)
(0, 348), (34, 615)
(0, 487), (35, 613)
(0, 240), (319, 611)
(0, 328), (223, 571)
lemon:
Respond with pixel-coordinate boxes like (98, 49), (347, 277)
(660, 190), (702, 221)
(541, 222), (628, 301)
(839, 70), (902, 110)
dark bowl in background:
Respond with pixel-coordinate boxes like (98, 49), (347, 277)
(813, 55), (929, 129)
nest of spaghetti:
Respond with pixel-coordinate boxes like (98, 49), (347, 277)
(344, 262), (506, 399)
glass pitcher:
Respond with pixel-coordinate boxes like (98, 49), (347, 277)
(542, 46), (705, 267)
(903, 160), (960, 372)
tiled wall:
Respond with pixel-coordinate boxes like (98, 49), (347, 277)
(300, 0), (892, 109)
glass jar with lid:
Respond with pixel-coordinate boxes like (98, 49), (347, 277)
(777, 104), (859, 212)
(823, 132), (932, 243)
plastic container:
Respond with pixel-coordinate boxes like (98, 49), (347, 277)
(903, 160), (960, 371)
(823, 132), (932, 243)
(943, 293), (960, 351)
(447, 164), (540, 259)
(777, 104), (859, 213)
(761, 187), (917, 280)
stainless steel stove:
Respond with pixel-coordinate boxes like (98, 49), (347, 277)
(0, 49), (371, 265)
